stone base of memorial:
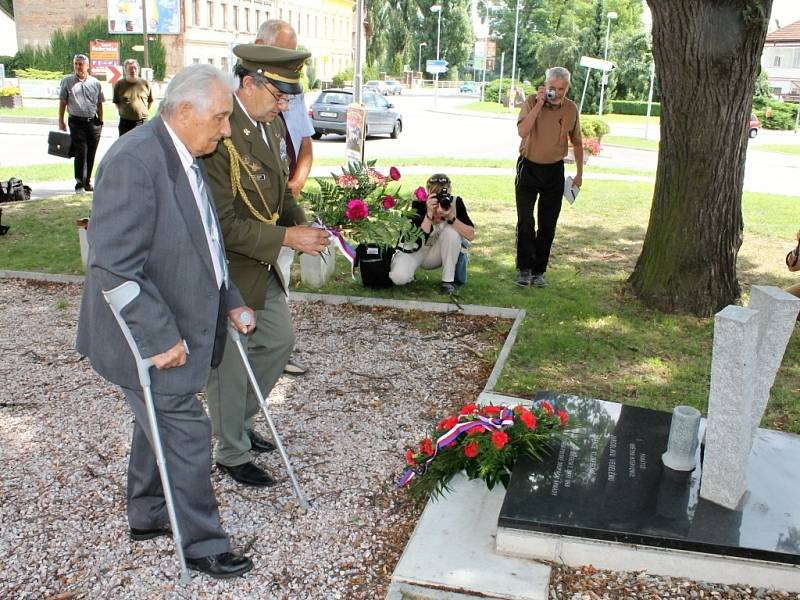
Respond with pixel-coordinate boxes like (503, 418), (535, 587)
(496, 392), (800, 588)
(299, 246), (336, 288)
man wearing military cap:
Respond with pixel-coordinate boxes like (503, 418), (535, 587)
(203, 44), (330, 487)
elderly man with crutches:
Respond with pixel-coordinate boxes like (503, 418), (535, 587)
(76, 64), (256, 580)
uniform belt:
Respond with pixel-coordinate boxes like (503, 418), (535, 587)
(68, 115), (97, 122)
(120, 117), (146, 124)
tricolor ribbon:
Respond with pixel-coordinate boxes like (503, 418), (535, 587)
(397, 407), (515, 487)
(313, 218), (358, 277)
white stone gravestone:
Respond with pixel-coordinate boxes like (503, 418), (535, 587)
(700, 286), (799, 509)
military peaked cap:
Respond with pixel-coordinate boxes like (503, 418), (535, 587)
(233, 44), (310, 94)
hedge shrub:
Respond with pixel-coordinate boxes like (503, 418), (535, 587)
(610, 100), (661, 116)
(752, 96), (799, 130)
(484, 78), (534, 104)
(581, 116), (610, 140)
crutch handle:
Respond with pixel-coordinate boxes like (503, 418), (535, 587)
(227, 309), (253, 342)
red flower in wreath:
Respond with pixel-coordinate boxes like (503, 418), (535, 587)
(389, 166), (401, 181)
(520, 409), (537, 430)
(464, 441), (479, 458)
(482, 405), (502, 416)
(420, 438), (435, 456)
(558, 409), (569, 427)
(381, 195), (397, 209)
(491, 430), (509, 450)
(540, 400), (554, 416)
(459, 403), (478, 415)
(405, 449), (417, 466)
(438, 415), (458, 431)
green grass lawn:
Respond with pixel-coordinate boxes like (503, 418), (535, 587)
(754, 144), (800, 156)
(0, 101), (160, 119)
(2, 176), (797, 433)
(602, 135), (660, 151)
(0, 158), (656, 184)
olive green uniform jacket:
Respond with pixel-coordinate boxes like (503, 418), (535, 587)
(203, 98), (305, 307)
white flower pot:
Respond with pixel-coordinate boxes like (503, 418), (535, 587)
(299, 247), (336, 288)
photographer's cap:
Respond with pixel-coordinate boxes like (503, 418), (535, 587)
(233, 44), (310, 94)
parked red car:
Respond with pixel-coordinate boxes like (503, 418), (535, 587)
(748, 113), (760, 138)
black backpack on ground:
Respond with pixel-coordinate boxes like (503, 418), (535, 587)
(0, 178), (32, 203)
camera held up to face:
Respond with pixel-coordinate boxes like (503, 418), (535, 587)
(437, 188), (453, 211)
(546, 88), (557, 101)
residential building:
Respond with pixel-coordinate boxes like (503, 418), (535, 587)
(12, 0), (355, 81)
(1, 6), (18, 56)
(761, 19), (800, 100)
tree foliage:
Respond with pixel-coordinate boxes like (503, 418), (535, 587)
(366, 0), (474, 77)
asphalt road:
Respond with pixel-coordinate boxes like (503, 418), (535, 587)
(1, 88), (798, 197)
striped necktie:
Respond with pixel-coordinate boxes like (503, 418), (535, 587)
(190, 161), (229, 288)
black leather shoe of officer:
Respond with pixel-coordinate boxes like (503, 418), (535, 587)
(130, 526), (171, 541)
(186, 552), (253, 579)
(217, 461), (276, 487)
(247, 429), (275, 453)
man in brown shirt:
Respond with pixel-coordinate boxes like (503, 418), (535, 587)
(515, 66), (582, 288)
(113, 59), (154, 136)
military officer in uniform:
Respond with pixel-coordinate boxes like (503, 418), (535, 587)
(203, 44), (330, 487)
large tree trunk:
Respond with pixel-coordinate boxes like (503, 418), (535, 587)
(628, 0), (772, 317)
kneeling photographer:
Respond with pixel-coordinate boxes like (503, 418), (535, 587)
(390, 173), (475, 294)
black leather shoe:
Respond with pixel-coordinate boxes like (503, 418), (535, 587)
(217, 461), (275, 487)
(186, 552), (253, 579)
(247, 429), (275, 453)
(130, 526), (171, 541)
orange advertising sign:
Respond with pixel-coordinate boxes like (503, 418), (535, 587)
(89, 40), (120, 70)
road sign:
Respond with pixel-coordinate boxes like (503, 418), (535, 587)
(132, 45), (145, 52)
(426, 59), (448, 74)
(106, 65), (123, 85)
(579, 55), (615, 72)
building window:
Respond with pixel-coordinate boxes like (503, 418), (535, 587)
(207, 1), (213, 27)
(221, 56), (229, 71)
(244, 7), (250, 31)
(233, 6), (238, 30)
(793, 48), (800, 69)
(278, 7), (283, 19)
(307, 15), (310, 37)
(773, 55), (782, 67)
(209, 58), (214, 65)
(315, 15), (318, 37)
(193, 0), (200, 26)
(193, 57), (200, 64)
(256, 10), (261, 29)
(221, 3), (227, 29)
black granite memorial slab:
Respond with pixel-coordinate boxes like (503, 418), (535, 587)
(498, 393), (800, 565)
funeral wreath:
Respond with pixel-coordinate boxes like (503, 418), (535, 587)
(399, 401), (569, 501)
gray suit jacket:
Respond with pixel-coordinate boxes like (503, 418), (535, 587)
(76, 116), (245, 395)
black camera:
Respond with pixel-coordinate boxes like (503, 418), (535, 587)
(546, 88), (557, 101)
(437, 188), (453, 210)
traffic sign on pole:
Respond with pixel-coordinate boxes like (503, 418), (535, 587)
(426, 59), (448, 74)
(579, 55), (615, 72)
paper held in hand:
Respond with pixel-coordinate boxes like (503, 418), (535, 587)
(564, 176), (580, 205)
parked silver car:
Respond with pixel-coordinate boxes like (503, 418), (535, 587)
(383, 80), (403, 95)
(309, 88), (403, 139)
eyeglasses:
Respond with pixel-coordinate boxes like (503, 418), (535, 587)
(262, 83), (289, 106)
(427, 175), (450, 185)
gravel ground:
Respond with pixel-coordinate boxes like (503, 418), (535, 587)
(0, 278), (499, 599)
(1, 278), (798, 600)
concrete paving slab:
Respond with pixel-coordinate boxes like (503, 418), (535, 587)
(387, 473), (550, 600)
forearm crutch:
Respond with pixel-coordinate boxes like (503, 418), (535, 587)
(228, 314), (310, 512)
(102, 281), (192, 583)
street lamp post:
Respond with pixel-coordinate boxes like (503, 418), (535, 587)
(508, 0), (521, 111)
(431, 4), (442, 107)
(598, 10), (617, 117)
(418, 41), (427, 77)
